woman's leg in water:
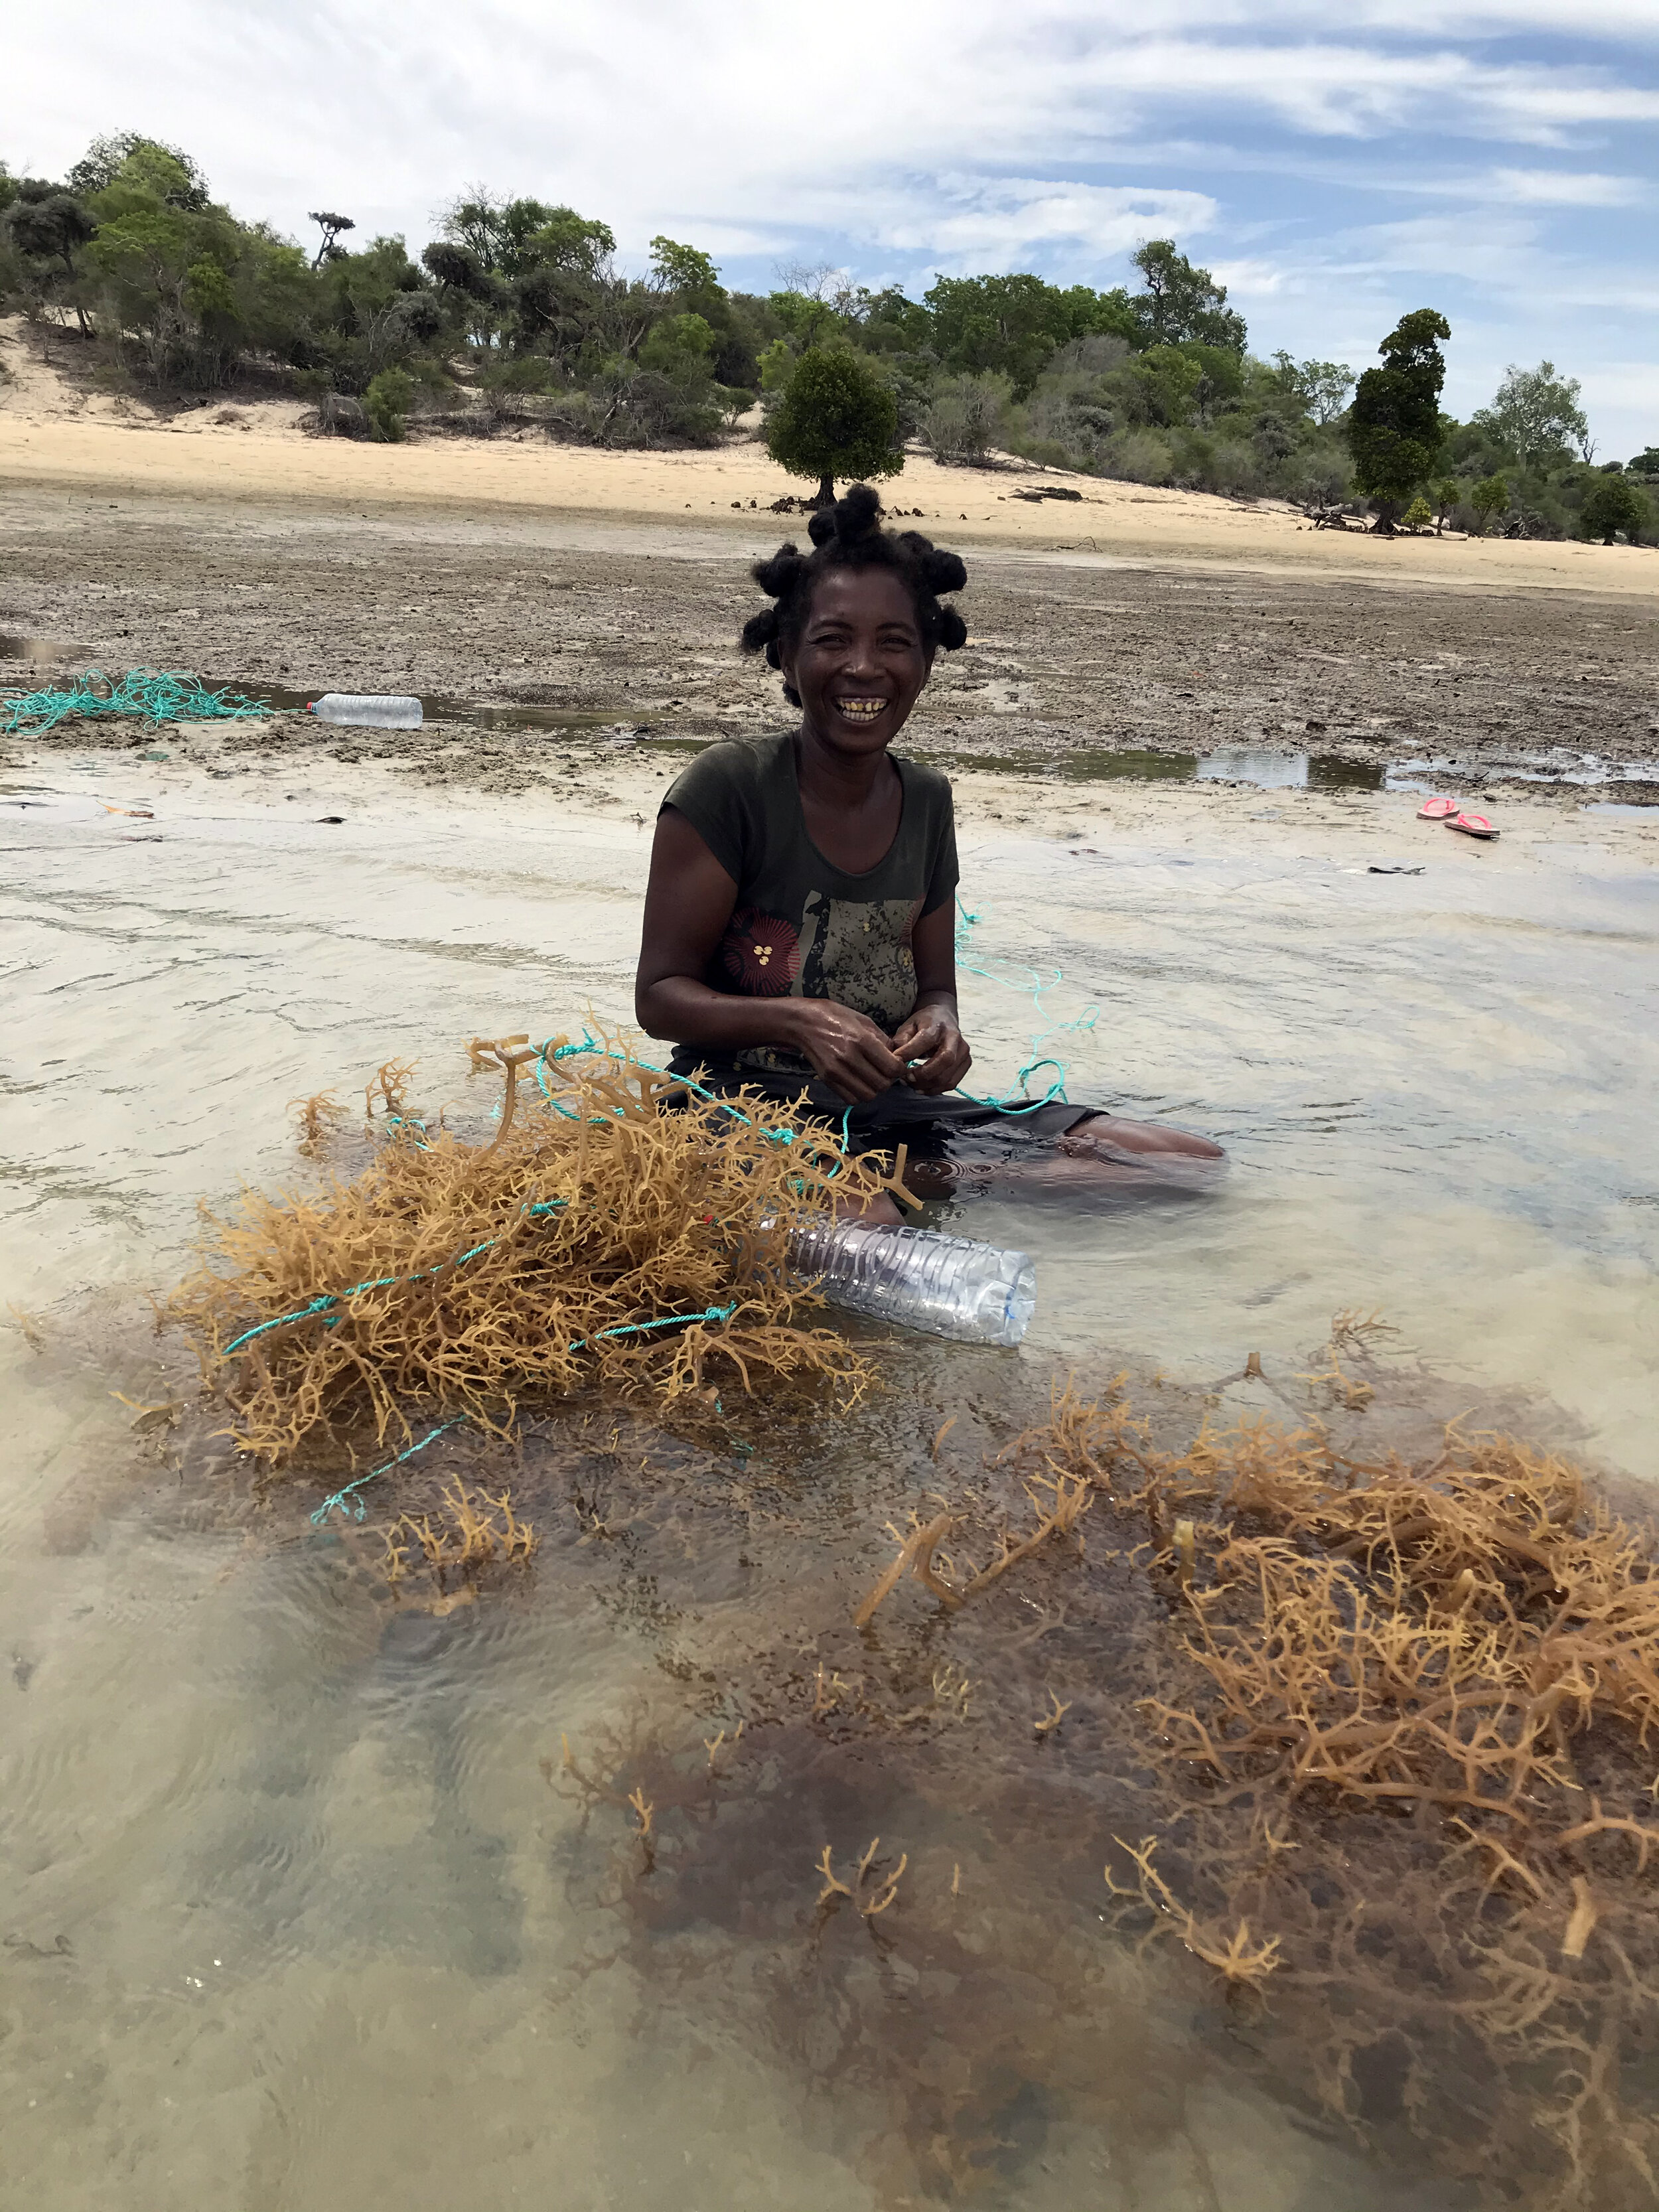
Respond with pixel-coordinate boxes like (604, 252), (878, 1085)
(827, 1112), (1226, 1219)
(1057, 1112), (1224, 1165)
(887, 1114), (1224, 1204)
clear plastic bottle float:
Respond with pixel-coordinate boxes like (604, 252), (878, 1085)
(790, 1218), (1037, 1347)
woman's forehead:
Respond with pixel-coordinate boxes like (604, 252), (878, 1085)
(804, 567), (919, 627)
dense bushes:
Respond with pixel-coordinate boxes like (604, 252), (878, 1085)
(1, 137), (1650, 534)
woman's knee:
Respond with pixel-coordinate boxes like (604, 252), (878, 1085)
(1068, 1114), (1225, 1161)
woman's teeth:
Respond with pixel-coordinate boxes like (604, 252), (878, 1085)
(836, 698), (885, 721)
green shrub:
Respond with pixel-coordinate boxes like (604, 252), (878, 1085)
(1108, 428), (1175, 484)
(1471, 475), (1510, 534)
(364, 366), (415, 441)
(1207, 439), (1265, 498)
(924, 372), (1010, 463)
(1580, 475), (1648, 545)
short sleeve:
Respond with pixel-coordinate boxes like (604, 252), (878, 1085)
(661, 741), (758, 885)
(920, 775), (959, 917)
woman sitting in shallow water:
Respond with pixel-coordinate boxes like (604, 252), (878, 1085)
(635, 484), (1222, 1220)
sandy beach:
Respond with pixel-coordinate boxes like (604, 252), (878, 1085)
(5, 313), (1659, 600)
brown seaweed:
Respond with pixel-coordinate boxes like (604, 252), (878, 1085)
(168, 1030), (912, 1469)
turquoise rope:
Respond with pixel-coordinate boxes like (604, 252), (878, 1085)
(532, 1032), (854, 1174)
(1, 667), (273, 737)
(311, 1419), (462, 1525)
(570, 1300), (739, 1350)
(306, 1297), (739, 1525)
(220, 1199), (567, 1355)
(951, 893), (1098, 1114)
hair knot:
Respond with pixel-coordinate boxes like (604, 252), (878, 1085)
(737, 482), (970, 705)
(921, 548), (968, 595)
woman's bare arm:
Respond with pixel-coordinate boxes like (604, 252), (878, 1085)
(633, 808), (908, 1102)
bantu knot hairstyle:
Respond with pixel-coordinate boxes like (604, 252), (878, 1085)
(739, 482), (969, 706)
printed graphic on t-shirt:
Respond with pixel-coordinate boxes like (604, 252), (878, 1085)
(715, 889), (926, 1072)
(720, 907), (802, 997)
(798, 892), (921, 1025)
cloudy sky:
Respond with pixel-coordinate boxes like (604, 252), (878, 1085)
(10, 0), (1658, 452)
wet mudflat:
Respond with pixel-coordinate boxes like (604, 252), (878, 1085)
(3, 484), (1657, 784)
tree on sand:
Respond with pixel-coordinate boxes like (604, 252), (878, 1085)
(1348, 309), (1451, 531)
(1471, 475), (1510, 534)
(765, 348), (902, 505)
(1580, 475), (1646, 546)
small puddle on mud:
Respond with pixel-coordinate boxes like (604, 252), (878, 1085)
(632, 736), (1392, 788)
(934, 743), (1388, 790)
(0, 633), (92, 664)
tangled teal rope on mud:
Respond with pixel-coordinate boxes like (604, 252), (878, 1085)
(1, 668), (273, 736)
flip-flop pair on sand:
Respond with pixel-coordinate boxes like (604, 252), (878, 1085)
(1417, 794), (1499, 839)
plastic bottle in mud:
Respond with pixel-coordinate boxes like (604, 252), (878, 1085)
(309, 694), (423, 729)
(790, 1219), (1037, 1347)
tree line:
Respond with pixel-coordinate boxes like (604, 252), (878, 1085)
(1, 133), (1652, 543)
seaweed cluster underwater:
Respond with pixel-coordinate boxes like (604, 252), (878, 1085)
(133, 1037), (1659, 2205)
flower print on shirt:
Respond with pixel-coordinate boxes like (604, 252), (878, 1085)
(721, 907), (802, 997)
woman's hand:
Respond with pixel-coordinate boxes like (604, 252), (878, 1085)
(891, 1003), (972, 1096)
(786, 1000), (908, 1102)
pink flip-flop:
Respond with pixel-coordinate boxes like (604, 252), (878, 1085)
(1416, 795), (1459, 820)
(1447, 811), (1498, 840)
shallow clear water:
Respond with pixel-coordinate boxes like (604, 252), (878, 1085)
(2, 771), (1655, 2207)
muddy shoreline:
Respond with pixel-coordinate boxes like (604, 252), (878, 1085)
(3, 486), (1656, 800)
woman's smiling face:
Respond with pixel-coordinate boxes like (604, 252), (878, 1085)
(780, 566), (934, 756)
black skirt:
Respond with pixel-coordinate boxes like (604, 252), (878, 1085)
(668, 1069), (1095, 1171)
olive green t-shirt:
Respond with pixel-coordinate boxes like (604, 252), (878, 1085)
(662, 732), (958, 1080)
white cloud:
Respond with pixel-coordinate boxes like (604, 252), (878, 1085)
(1490, 167), (1644, 205)
(1205, 256), (1295, 297)
(1577, 364), (1659, 421)
(12, 1), (1659, 244)
(861, 178), (1218, 269)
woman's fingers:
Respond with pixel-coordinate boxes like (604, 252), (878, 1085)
(796, 1003), (905, 1100)
(907, 1048), (969, 1096)
(893, 1013), (942, 1060)
(831, 1037), (906, 1098)
(898, 1017), (972, 1095)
